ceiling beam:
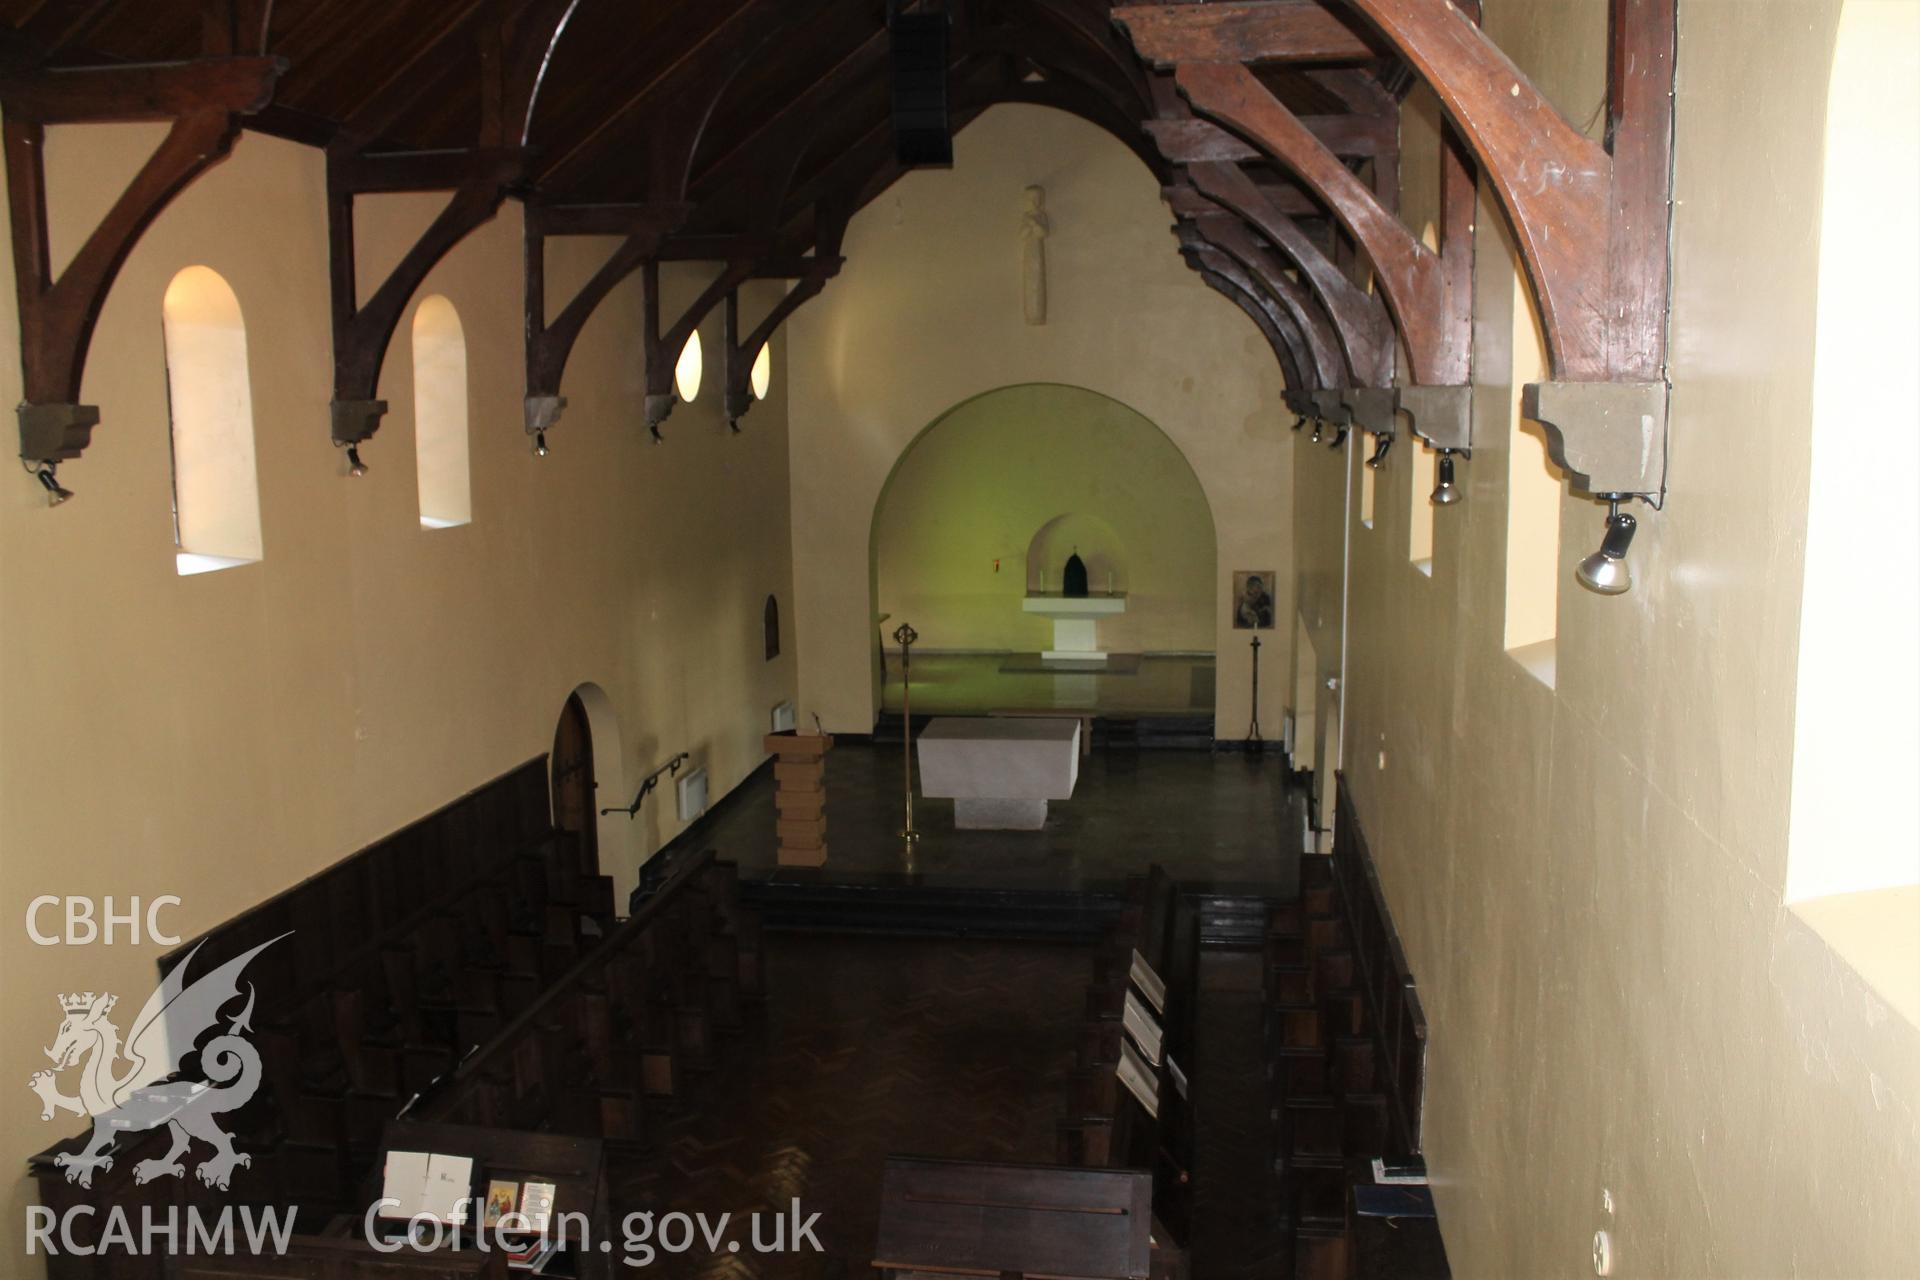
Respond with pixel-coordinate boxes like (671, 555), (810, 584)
(1112, 2), (1382, 66)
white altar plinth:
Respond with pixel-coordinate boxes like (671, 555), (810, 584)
(1022, 592), (1127, 663)
(916, 717), (1081, 829)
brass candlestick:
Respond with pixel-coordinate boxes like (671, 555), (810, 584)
(893, 621), (921, 845)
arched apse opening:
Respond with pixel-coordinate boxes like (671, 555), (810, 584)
(869, 383), (1217, 714)
(162, 265), (262, 575)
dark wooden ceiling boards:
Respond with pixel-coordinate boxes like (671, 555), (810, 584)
(2, 0), (1676, 503)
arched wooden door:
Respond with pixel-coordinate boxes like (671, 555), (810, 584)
(550, 692), (599, 876)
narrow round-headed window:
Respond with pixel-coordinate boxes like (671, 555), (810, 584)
(162, 266), (263, 575)
(675, 330), (704, 402)
(750, 342), (772, 400)
(412, 295), (471, 529)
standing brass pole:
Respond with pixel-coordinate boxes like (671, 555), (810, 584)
(893, 621), (921, 845)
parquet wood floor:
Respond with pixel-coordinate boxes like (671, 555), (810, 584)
(607, 935), (1091, 1277)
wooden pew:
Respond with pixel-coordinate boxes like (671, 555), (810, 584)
(29, 760), (622, 1278)
(421, 848), (761, 1149)
(873, 1156), (1152, 1280)
(169, 1238), (509, 1278)
(1262, 781), (1434, 1276)
(1057, 865), (1198, 1246)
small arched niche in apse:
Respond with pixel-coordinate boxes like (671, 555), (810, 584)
(1026, 513), (1127, 598)
(764, 594), (781, 661)
(162, 265), (263, 575)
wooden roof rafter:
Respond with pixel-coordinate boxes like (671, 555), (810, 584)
(3, 0), (285, 469)
(325, 0), (579, 450)
(1119, 0), (1679, 500)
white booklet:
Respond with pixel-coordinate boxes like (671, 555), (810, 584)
(380, 1151), (473, 1223)
(1128, 949), (1166, 1014)
(1122, 988), (1164, 1065)
(1116, 1039), (1160, 1119)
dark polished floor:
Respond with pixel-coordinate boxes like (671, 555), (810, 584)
(609, 935), (1094, 1278)
(693, 740), (1303, 899)
(606, 935), (1310, 1280)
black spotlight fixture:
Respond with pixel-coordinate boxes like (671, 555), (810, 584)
(345, 444), (368, 477)
(1431, 450), (1462, 506)
(533, 430), (549, 458)
(1365, 434), (1393, 470)
(34, 465), (73, 506)
(1290, 415), (1307, 431)
(1576, 497), (1638, 596)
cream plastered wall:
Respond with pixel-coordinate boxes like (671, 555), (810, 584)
(0, 124), (796, 1263)
(873, 383), (1216, 654)
(787, 104), (1291, 736)
(1286, 0), (1919, 1274)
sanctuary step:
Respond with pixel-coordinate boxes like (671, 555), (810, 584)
(740, 878), (1126, 942)
(872, 711), (1216, 751)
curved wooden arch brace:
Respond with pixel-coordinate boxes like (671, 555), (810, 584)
(2, 52), (284, 466)
(1180, 238), (1313, 383)
(522, 202), (689, 434)
(1191, 264), (1307, 393)
(1185, 210), (1345, 389)
(1118, 0), (1677, 497)
(1186, 159), (1393, 387)
(640, 257), (757, 436)
(720, 204), (848, 428)
(534, 0), (821, 199)
(721, 263), (836, 428)
(1173, 62), (1461, 387)
(326, 0), (575, 445)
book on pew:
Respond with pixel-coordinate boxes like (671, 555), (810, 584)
(1116, 1039), (1160, 1119)
(1371, 1156), (1429, 1185)
(1129, 948), (1167, 1014)
(1353, 1184), (1436, 1219)
(1122, 988), (1163, 1065)
(380, 1151), (475, 1224)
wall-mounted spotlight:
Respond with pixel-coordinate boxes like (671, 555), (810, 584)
(1575, 497), (1638, 595)
(1326, 423), (1348, 449)
(1431, 450), (1462, 506)
(344, 444), (368, 477)
(1290, 415), (1307, 431)
(1365, 434), (1393, 470)
(33, 464), (72, 506)
(533, 430), (549, 458)
(1310, 419), (1324, 444)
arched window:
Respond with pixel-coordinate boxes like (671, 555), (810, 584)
(162, 266), (262, 575)
(764, 594), (781, 661)
(412, 295), (471, 528)
(676, 330), (704, 402)
(1501, 230), (1561, 687)
(750, 341), (772, 400)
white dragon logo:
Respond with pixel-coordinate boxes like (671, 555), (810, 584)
(28, 934), (286, 1191)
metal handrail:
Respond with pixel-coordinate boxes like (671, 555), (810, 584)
(600, 751), (690, 817)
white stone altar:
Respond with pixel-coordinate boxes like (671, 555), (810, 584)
(1022, 592), (1128, 663)
(916, 717), (1082, 830)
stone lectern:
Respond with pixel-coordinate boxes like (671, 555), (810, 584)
(764, 730), (831, 867)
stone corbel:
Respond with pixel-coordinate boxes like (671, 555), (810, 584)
(1521, 382), (1667, 498)
(1341, 388), (1397, 436)
(1396, 385), (1471, 453)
